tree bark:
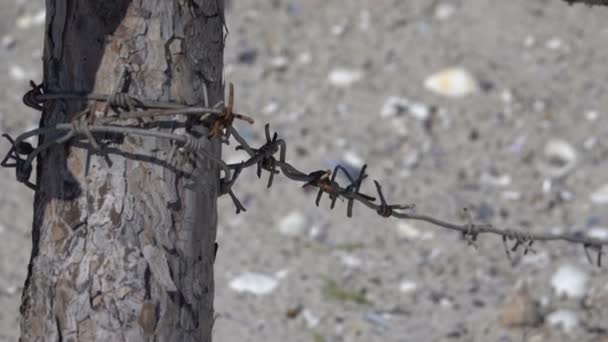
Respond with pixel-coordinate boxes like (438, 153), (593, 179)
(20, 1), (224, 341)
(563, 0), (608, 5)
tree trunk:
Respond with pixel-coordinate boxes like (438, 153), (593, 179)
(20, 1), (224, 341)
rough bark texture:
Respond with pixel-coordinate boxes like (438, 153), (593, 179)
(20, 1), (224, 341)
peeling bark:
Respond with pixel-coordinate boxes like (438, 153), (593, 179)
(20, 1), (224, 341)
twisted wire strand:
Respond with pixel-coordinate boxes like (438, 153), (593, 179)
(5, 85), (608, 266)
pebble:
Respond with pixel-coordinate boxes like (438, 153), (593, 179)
(583, 137), (597, 150)
(424, 67), (478, 98)
(501, 89), (514, 103)
(331, 24), (346, 36)
(328, 68), (363, 87)
(524, 35), (536, 48)
(551, 264), (589, 299)
(338, 253), (362, 268)
(342, 151), (365, 168)
(269, 56), (289, 71)
(5, 285), (18, 295)
(9, 65), (26, 81)
(590, 184), (608, 204)
(277, 211), (307, 237)
(275, 269), (289, 279)
(399, 280), (418, 294)
(380, 96), (409, 118)
(545, 37), (564, 50)
(363, 311), (390, 328)
(546, 309), (579, 333)
(236, 47), (258, 64)
(480, 172), (511, 187)
(585, 110), (599, 121)
(501, 191), (522, 201)
(408, 102), (431, 120)
(537, 139), (577, 178)
(297, 51), (312, 65)
(16, 10), (45, 29)
(302, 309), (320, 328)
(434, 3), (456, 20)
(1, 35), (16, 50)
(587, 227), (608, 241)
(309, 224), (328, 242)
(395, 222), (433, 240)
(261, 101), (279, 115)
(500, 283), (542, 328)
(229, 272), (279, 295)
(380, 96), (431, 120)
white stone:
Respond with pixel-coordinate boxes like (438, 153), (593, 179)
(1, 35), (15, 49)
(546, 309), (579, 333)
(583, 137), (597, 150)
(501, 89), (514, 103)
(297, 52), (312, 65)
(328, 68), (363, 87)
(480, 172), (511, 187)
(269, 56), (289, 71)
(590, 184), (608, 204)
(538, 139), (577, 178)
(343, 151), (364, 168)
(277, 211), (307, 236)
(424, 67), (478, 98)
(9, 65), (26, 81)
(524, 35), (536, 48)
(302, 309), (320, 328)
(274, 269), (289, 279)
(396, 222), (420, 239)
(546, 37), (564, 50)
(16, 15), (32, 29)
(331, 24), (345, 36)
(551, 264), (589, 299)
(380, 96), (409, 118)
(434, 3), (456, 20)
(338, 253), (362, 268)
(5, 285), (18, 295)
(399, 280), (418, 294)
(261, 101), (279, 115)
(409, 102), (430, 120)
(32, 10), (46, 26)
(229, 272), (278, 295)
(501, 191), (522, 201)
(585, 110), (599, 121)
(587, 227), (608, 241)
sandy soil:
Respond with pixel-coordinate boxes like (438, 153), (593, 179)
(1, 1), (607, 341)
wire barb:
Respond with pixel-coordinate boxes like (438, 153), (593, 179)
(1, 134), (36, 190)
(208, 83), (254, 141)
(23, 80), (44, 111)
(373, 180), (414, 218)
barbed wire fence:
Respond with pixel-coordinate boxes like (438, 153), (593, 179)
(2, 69), (607, 267)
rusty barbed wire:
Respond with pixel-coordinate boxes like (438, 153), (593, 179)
(3, 78), (607, 266)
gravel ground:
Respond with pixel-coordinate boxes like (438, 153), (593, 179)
(1, 1), (608, 341)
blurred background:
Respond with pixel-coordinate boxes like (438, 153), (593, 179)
(1, 0), (608, 341)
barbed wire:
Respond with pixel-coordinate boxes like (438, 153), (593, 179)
(3, 78), (606, 266)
